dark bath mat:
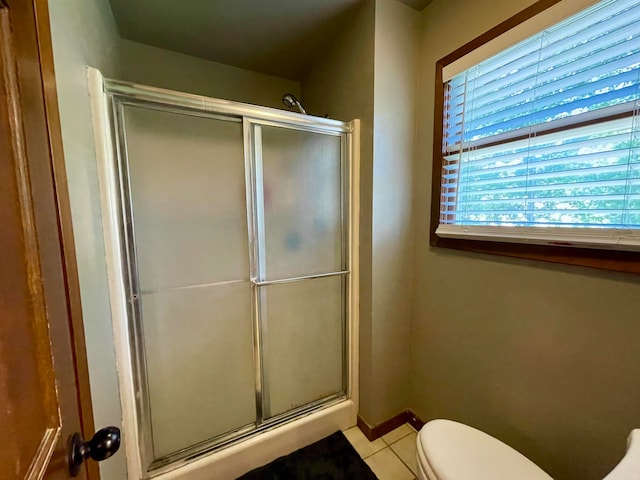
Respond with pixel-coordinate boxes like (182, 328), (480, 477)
(236, 431), (378, 480)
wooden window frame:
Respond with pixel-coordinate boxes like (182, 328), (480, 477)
(430, 0), (640, 274)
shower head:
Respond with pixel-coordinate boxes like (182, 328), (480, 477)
(282, 93), (307, 115)
(282, 93), (297, 108)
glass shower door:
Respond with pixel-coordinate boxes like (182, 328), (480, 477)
(106, 82), (354, 475)
(251, 124), (348, 420)
(121, 106), (257, 461)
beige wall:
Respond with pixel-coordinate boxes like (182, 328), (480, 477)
(48, 1), (126, 478)
(303, 0), (419, 426)
(371, 0), (419, 423)
(411, 0), (640, 479)
(48, 0), (640, 476)
(49, 1), (301, 478)
(119, 39), (300, 109)
(301, 0), (377, 423)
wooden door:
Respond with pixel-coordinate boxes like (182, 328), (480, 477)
(0, 0), (101, 478)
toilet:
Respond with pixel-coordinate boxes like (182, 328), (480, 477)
(416, 419), (640, 480)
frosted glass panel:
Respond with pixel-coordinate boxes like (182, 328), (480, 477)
(124, 106), (248, 291)
(263, 276), (345, 418)
(260, 126), (343, 279)
(142, 282), (256, 458)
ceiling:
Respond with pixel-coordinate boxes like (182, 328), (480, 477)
(397, 0), (433, 9)
(107, 0), (433, 81)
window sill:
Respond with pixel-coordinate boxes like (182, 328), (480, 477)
(436, 224), (640, 252)
(429, 232), (640, 274)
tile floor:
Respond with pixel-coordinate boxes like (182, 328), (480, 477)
(342, 423), (418, 480)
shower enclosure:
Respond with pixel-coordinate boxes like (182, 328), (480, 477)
(89, 69), (359, 479)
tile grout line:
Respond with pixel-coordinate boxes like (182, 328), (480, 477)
(343, 426), (385, 460)
(362, 447), (383, 460)
(387, 430), (418, 478)
(388, 444), (417, 478)
(382, 429), (413, 447)
(364, 446), (416, 480)
(346, 424), (418, 477)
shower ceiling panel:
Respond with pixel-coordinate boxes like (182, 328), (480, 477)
(107, 0), (363, 80)
(107, 0), (433, 81)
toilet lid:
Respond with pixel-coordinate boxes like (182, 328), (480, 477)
(418, 420), (553, 480)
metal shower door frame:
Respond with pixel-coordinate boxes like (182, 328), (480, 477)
(244, 118), (351, 425)
(99, 76), (357, 477)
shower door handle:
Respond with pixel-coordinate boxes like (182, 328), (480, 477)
(67, 426), (121, 476)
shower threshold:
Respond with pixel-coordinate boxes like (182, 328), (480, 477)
(146, 393), (348, 478)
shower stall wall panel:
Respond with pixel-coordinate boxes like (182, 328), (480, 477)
(90, 69), (359, 480)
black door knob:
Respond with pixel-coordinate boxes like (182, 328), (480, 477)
(68, 426), (121, 477)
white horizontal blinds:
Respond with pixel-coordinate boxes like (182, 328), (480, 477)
(442, 75), (467, 222)
(452, 117), (640, 226)
(443, 73), (467, 153)
(630, 114), (640, 225)
(452, 0), (640, 149)
(441, 0), (640, 232)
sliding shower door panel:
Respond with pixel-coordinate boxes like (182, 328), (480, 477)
(252, 124), (348, 421)
(121, 106), (256, 461)
(259, 126), (344, 279)
(140, 283), (255, 458)
(125, 107), (249, 289)
(262, 276), (345, 418)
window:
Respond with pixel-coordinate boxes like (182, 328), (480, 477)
(432, 0), (640, 272)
